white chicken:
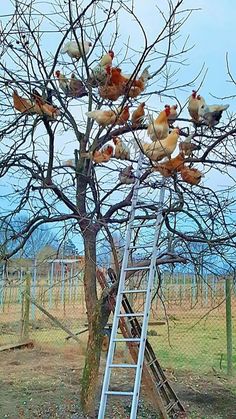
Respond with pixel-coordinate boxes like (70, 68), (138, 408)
(86, 109), (117, 126)
(142, 128), (180, 162)
(61, 40), (92, 59)
(187, 90), (205, 123)
(198, 103), (229, 127)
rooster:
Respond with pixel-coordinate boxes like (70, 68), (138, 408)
(187, 90), (205, 123)
(55, 71), (70, 94)
(131, 102), (145, 125)
(116, 105), (130, 125)
(89, 50), (115, 86)
(119, 166), (135, 184)
(142, 128), (180, 162)
(147, 105), (171, 141)
(61, 40), (92, 59)
(113, 137), (130, 160)
(152, 153), (185, 177)
(81, 144), (114, 163)
(86, 109), (117, 126)
(198, 102), (229, 127)
(168, 104), (178, 123)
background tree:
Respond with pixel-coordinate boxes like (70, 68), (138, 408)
(0, 0), (236, 414)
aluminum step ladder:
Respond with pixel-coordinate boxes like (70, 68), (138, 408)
(97, 269), (186, 419)
(98, 155), (168, 419)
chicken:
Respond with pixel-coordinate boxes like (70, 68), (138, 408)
(89, 50), (115, 87)
(98, 84), (121, 101)
(152, 153), (185, 177)
(69, 73), (87, 98)
(108, 67), (129, 87)
(13, 90), (60, 119)
(61, 40), (92, 59)
(147, 105), (171, 141)
(32, 90), (60, 118)
(55, 70), (70, 94)
(116, 105), (130, 125)
(198, 103), (229, 127)
(86, 109), (117, 126)
(100, 50), (114, 67)
(113, 137), (130, 160)
(168, 104), (178, 123)
(180, 166), (203, 185)
(13, 90), (35, 114)
(62, 159), (75, 166)
(126, 66), (151, 98)
(131, 102), (145, 125)
(142, 128), (180, 162)
(187, 90), (205, 122)
(81, 144), (114, 163)
(179, 135), (201, 156)
(119, 166), (135, 184)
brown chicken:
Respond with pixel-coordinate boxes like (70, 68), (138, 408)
(116, 105), (130, 125)
(152, 153), (185, 177)
(147, 105), (171, 141)
(13, 90), (35, 114)
(32, 90), (60, 118)
(113, 137), (130, 160)
(98, 84), (121, 101)
(131, 102), (145, 125)
(180, 166), (203, 185)
(143, 128), (180, 162)
(81, 144), (114, 163)
(179, 136), (201, 156)
(119, 166), (135, 184)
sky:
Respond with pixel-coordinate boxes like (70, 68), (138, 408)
(0, 0), (235, 256)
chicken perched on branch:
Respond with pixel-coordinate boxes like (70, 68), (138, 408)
(187, 90), (205, 123)
(86, 109), (117, 127)
(147, 105), (171, 141)
(125, 66), (151, 98)
(55, 71), (87, 98)
(152, 153), (185, 177)
(61, 40), (92, 59)
(81, 144), (114, 164)
(142, 128), (180, 162)
(13, 90), (60, 119)
(89, 50), (114, 86)
(198, 102), (229, 127)
(116, 105), (130, 126)
(180, 166), (203, 185)
(168, 104), (178, 123)
(113, 137), (130, 160)
(119, 166), (135, 184)
(131, 103), (145, 125)
(179, 135), (201, 156)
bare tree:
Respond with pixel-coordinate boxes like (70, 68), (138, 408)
(0, 0), (236, 414)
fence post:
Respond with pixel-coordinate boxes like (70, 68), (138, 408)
(225, 276), (233, 375)
(20, 274), (31, 341)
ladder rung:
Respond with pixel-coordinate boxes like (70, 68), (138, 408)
(113, 338), (140, 342)
(122, 289), (147, 294)
(147, 358), (157, 367)
(124, 266), (150, 271)
(105, 391), (134, 396)
(117, 312), (145, 317)
(109, 363), (137, 368)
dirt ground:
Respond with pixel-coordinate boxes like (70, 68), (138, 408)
(0, 345), (235, 419)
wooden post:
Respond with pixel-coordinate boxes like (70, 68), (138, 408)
(20, 274), (31, 341)
(225, 276), (233, 375)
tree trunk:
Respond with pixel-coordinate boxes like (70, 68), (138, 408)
(80, 229), (105, 415)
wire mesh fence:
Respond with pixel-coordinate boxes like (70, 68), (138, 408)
(0, 261), (235, 375)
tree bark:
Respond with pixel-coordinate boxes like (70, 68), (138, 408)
(80, 229), (111, 415)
